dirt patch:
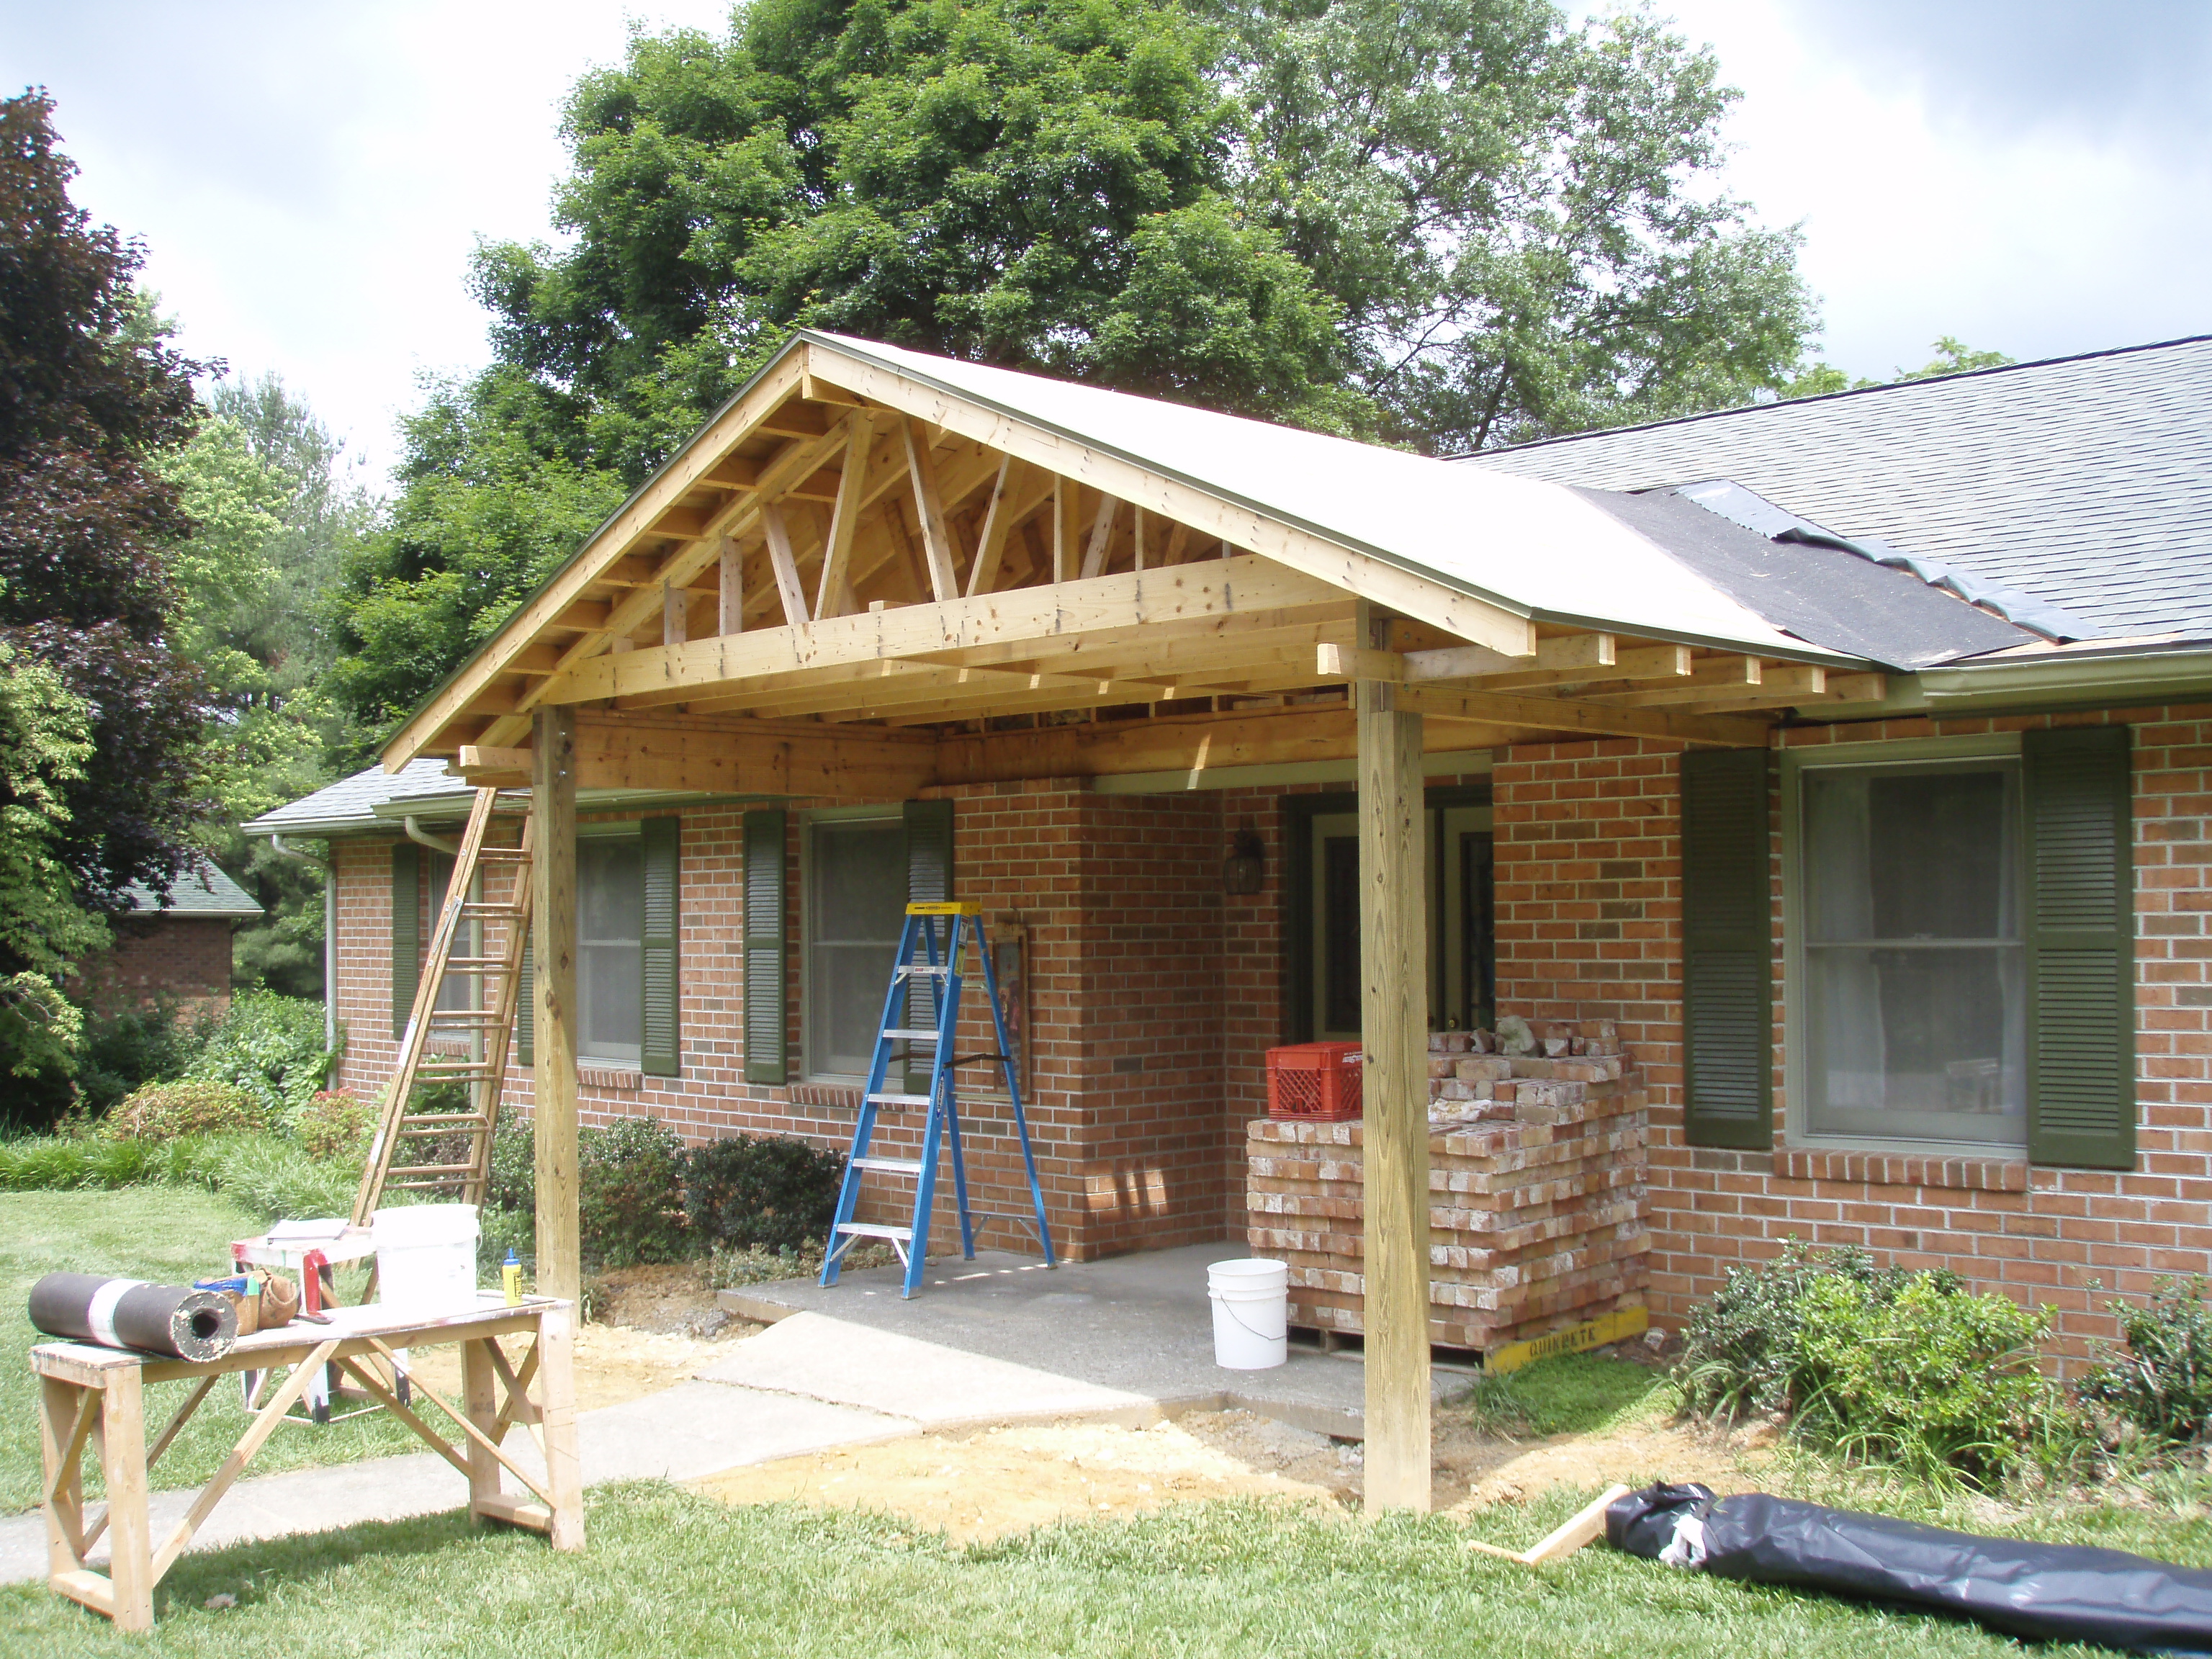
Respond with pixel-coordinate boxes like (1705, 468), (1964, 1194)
(588, 1261), (760, 1339)
(691, 1392), (1773, 1540)
(397, 1262), (757, 1413)
(691, 1413), (1344, 1542)
(1439, 1416), (1771, 1511)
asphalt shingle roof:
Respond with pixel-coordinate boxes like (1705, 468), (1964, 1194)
(243, 758), (462, 836)
(1456, 336), (2212, 642)
(124, 860), (261, 918)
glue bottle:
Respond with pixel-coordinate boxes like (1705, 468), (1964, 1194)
(502, 1249), (522, 1305)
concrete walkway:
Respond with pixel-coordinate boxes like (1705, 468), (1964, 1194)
(719, 1241), (1466, 1439)
(2, 1241), (1449, 1588)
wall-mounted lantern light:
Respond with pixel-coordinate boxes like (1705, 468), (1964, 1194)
(1223, 829), (1267, 896)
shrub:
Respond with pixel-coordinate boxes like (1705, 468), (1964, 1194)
(1676, 1239), (1918, 1418)
(186, 991), (335, 1118)
(487, 1119), (535, 1215)
(685, 1134), (845, 1256)
(101, 1078), (266, 1141)
(2079, 1277), (2212, 1447)
(1793, 1272), (2061, 1485)
(72, 998), (199, 1120)
(579, 1115), (689, 1270)
(293, 1087), (377, 1161)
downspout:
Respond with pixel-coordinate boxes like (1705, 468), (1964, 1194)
(403, 817), (460, 856)
(269, 834), (336, 1053)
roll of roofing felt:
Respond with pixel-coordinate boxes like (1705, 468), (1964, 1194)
(29, 1272), (238, 1362)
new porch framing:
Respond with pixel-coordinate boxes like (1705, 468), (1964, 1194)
(382, 333), (1862, 1513)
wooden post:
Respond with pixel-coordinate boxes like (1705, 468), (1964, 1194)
(538, 1303), (585, 1551)
(531, 706), (580, 1303)
(1358, 607), (1431, 1514)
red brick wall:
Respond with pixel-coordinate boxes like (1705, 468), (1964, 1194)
(1491, 705), (2212, 1369)
(330, 783), (1244, 1262)
(74, 916), (236, 1012)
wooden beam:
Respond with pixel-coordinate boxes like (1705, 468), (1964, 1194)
(963, 457), (1018, 599)
(662, 580), (688, 647)
(1448, 639), (1685, 691)
(1359, 610), (1431, 1514)
(544, 557), (1347, 708)
(1405, 632), (1612, 683)
(531, 706), (580, 1304)
(382, 351), (809, 767)
(761, 502), (809, 626)
(901, 417), (962, 602)
(1053, 477), (1081, 583)
(718, 538), (742, 636)
(457, 717), (940, 801)
(1580, 657), (1768, 707)
(1079, 493), (1119, 580)
(1390, 684), (1773, 747)
(814, 411), (878, 619)
(1133, 505), (1147, 572)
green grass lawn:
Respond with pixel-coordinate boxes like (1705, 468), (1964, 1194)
(9, 1479), (2212, 1656)
(0, 1188), (418, 1514)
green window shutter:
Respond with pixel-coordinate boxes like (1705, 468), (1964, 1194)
(743, 810), (788, 1086)
(1680, 748), (1773, 1148)
(392, 842), (420, 1040)
(515, 922), (534, 1066)
(2024, 725), (2136, 1169)
(903, 799), (956, 1092)
(641, 817), (682, 1077)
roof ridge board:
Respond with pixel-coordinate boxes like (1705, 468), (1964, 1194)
(1449, 332), (2212, 463)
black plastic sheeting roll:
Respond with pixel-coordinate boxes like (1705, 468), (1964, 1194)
(28, 1272), (237, 1362)
(1607, 1482), (2212, 1653)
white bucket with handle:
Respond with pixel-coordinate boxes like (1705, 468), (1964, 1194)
(1208, 1257), (1289, 1370)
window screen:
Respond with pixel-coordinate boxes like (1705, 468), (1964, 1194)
(806, 817), (907, 1078)
(1801, 760), (2025, 1146)
(578, 837), (644, 1065)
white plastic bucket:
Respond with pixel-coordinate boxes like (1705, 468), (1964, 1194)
(372, 1204), (481, 1316)
(1208, 1258), (1288, 1370)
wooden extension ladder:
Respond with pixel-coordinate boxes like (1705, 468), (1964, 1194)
(352, 787), (534, 1224)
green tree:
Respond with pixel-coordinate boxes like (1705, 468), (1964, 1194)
(336, 0), (1820, 726)
(1218, 0), (1817, 452)
(0, 92), (211, 912)
(158, 374), (378, 996)
(1779, 337), (2018, 400)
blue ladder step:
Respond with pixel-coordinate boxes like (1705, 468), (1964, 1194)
(835, 1222), (914, 1241)
(881, 1027), (940, 1040)
(866, 1092), (933, 1109)
(894, 964), (952, 978)
(852, 1156), (922, 1174)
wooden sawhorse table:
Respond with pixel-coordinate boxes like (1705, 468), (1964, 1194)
(33, 1295), (581, 1631)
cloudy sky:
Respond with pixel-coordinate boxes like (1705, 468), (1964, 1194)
(5, 1), (2206, 484)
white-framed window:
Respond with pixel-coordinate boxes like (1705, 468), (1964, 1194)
(801, 809), (907, 1080)
(577, 827), (644, 1067)
(1784, 735), (2027, 1151)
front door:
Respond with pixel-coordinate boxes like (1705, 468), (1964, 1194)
(1306, 804), (1493, 1038)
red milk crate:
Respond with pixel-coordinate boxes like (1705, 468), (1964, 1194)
(1265, 1042), (1364, 1121)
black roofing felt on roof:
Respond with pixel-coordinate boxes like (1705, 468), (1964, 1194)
(1578, 488), (2036, 670)
(1460, 336), (2212, 644)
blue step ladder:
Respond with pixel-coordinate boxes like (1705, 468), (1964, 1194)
(822, 902), (1056, 1298)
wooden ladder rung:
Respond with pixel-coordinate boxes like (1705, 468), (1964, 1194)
(388, 1162), (483, 1179)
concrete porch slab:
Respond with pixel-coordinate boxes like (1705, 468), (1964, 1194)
(698, 1312), (1157, 1430)
(718, 1241), (1465, 1440)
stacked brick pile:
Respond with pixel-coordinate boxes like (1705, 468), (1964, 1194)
(1247, 1019), (1648, 1354)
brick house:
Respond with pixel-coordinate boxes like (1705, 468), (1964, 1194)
(249, 331), (2211, 1507)
(73, 860), (263, 1014)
